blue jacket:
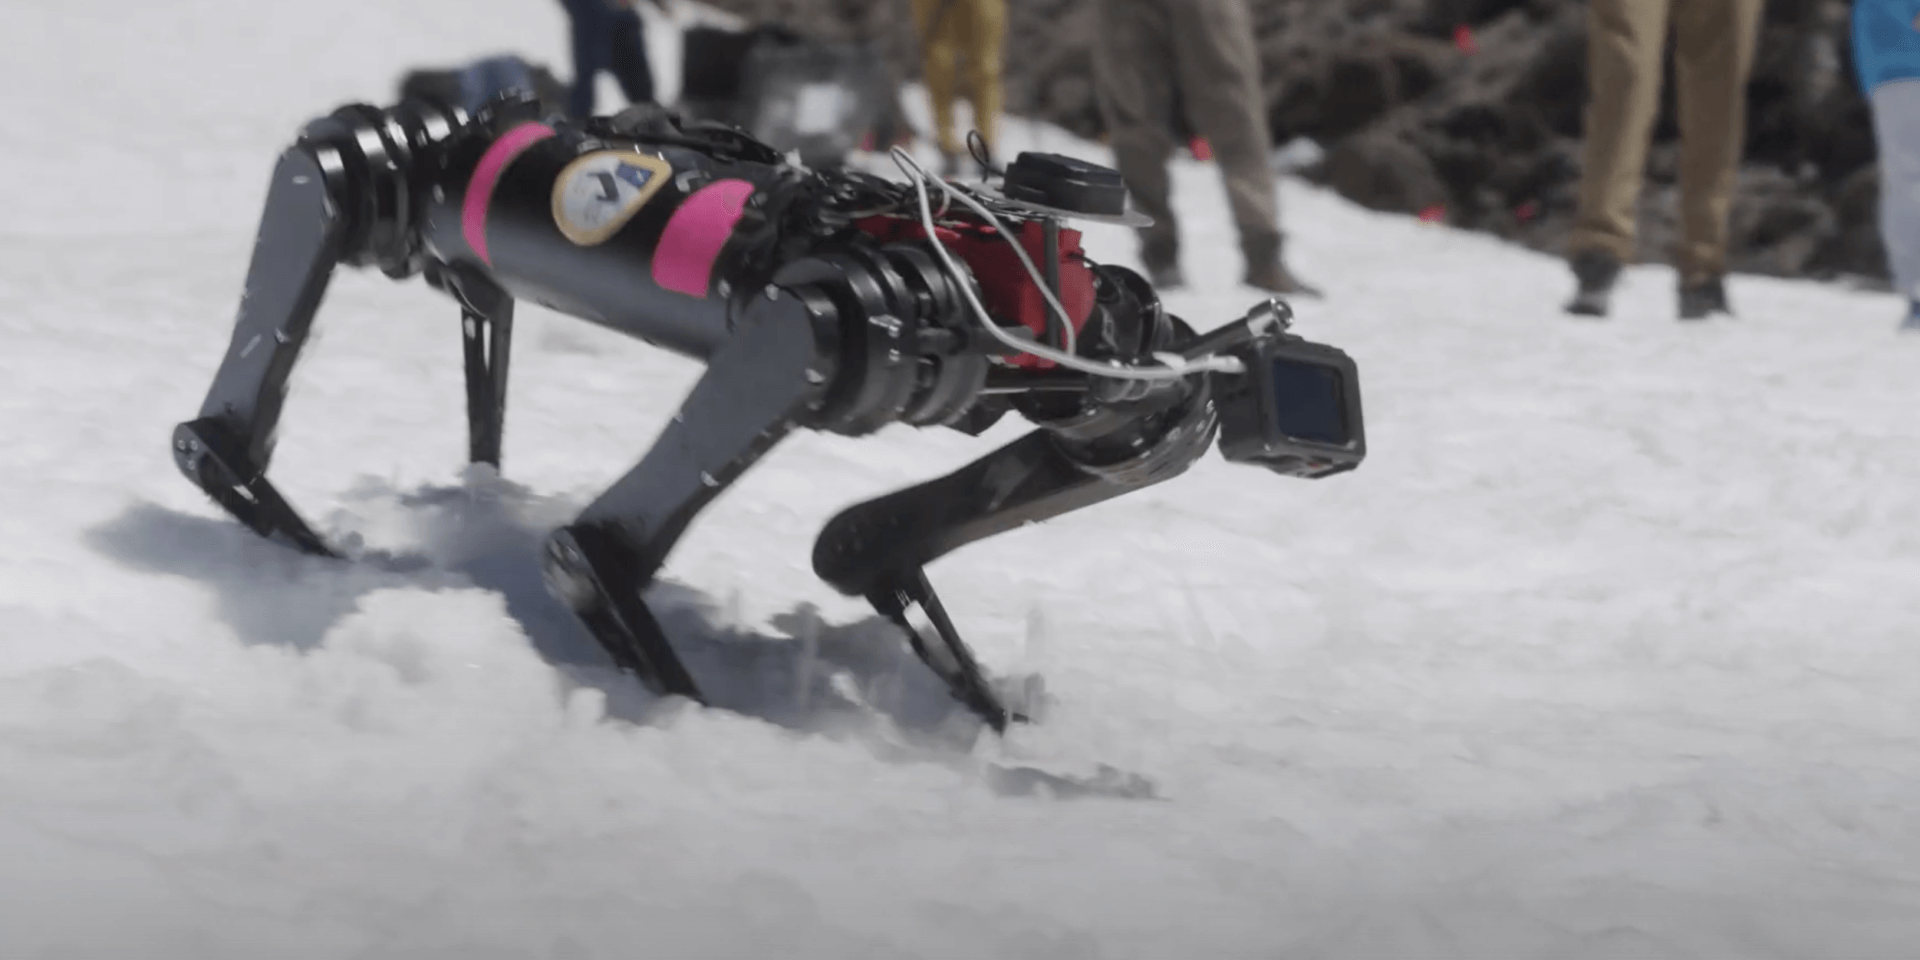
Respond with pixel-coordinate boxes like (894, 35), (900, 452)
(1856, 0), (1920, 91)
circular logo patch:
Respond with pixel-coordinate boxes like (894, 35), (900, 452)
(551, 150), (674, 246)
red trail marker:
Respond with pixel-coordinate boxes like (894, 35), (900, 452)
(1454, 24), (1477, 55)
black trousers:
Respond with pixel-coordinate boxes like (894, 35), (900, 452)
(560, 0), (655, 117)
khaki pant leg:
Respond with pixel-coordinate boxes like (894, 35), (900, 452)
(1170, 0), (1283, 266)
(961, 0), (1007, 154)
(1670, 0), (1763, 283)
(1568, 0), (1672, 264)
(1091, 0), (1180, 263)
(1872, 81), (1920, 301)
(913, 0), (963, 155)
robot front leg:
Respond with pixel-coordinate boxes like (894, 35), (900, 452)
(810, 431), (1167, 731)
(813, 381), (1222, 731)
(541, 286), (836, 701)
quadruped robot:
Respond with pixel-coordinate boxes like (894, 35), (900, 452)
(172, 94), (1367, 730)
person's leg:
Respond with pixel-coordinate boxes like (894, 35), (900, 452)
(608, 8), (657, 106)
(558, 0), (607, 118)
(958, 0), (1006, 159)
(456, 61), (492, 115)
(1871, 81), (1920, 328)
(1565, 0), (1670, 313)
(1669, 0), (1763, 318)
(462, 55), (532, 113)
(1169, 0), (1317, 294)
(1091, 0), (1180, 279)
(912, 0), (963, 158)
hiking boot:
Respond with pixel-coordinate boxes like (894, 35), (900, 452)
(1246, 259), (1324, 299)
(1565, 249), (1621, 317)
(1902, 299), (1920, 332)
(1678, 275), (1731, 321)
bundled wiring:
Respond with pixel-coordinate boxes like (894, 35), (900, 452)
(888, 147), (1245, 380)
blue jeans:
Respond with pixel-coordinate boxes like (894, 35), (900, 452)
(559, 0), (654, 117)
(456, 56), (539, 114)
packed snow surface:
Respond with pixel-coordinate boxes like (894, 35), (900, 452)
(3, 1), (1918, 957)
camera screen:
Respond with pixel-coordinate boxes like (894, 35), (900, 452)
(1270, 358), (1350, 446)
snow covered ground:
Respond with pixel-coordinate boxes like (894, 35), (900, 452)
(4, 1), (1920, 957)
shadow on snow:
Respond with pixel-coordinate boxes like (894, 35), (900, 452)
(86, 468), (1157, 802)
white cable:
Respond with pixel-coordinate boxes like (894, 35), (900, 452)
(887, 147), (1244, 381)
(898, 151), (1079, 356)
(893, 147), (1082, 357)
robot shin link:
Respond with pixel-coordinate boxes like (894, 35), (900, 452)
(173, 95), (1368, 730)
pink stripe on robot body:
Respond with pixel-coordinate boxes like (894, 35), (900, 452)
(461, 122), (556, 266)
(653, 179), (757, 297)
